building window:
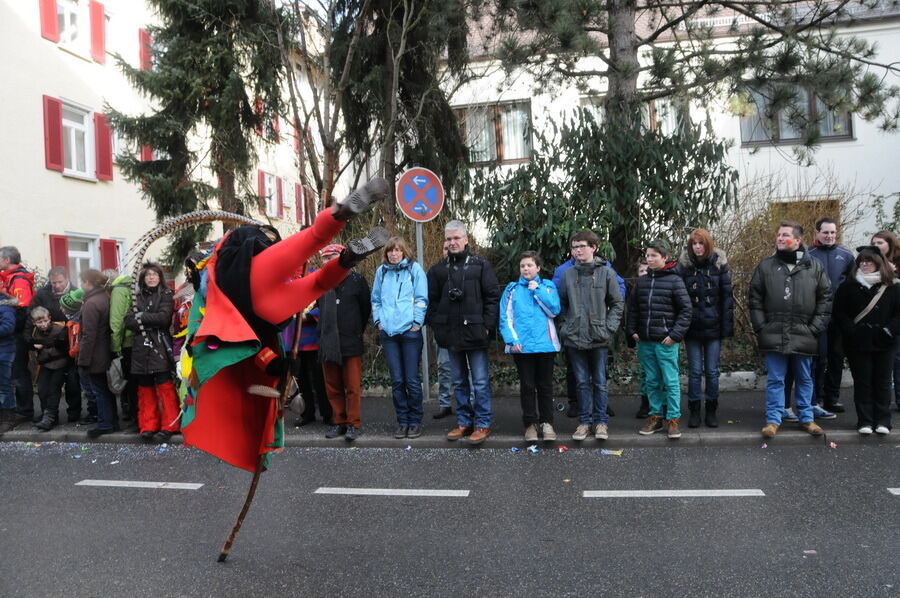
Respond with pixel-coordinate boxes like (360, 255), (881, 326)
(57, 0), (83, 48)
(739, 87), (853, 144)
(61, 102), (94, 178)
(264, 173), (278, 216)
(66, 236), (97, 282)
(456, 101), (533, 164)
(577, 96), (687, 135)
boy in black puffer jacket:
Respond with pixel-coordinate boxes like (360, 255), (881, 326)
(627, 241), (692, 439)
(29, 306), (72, 430)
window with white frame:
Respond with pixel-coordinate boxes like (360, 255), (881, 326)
(263, 172), (278, 217)
(61, 102), (94, 177)
(739, 87), (853, 144)
(66, 236), (97, 282)
(456, 101), (533, 164)
(57, 0), (88, 53)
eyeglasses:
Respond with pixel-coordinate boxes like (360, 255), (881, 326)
(571, 244), (590, 250)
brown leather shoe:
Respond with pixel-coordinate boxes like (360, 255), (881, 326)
(761, 423), (779, 438)
(667, 418), (682, 439)
(446, 425), (473, 441)
(800, 421), (824, 436)
(468, 427), (491, 445)
(638, 415), (664, 435)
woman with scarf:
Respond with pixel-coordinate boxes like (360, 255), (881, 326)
(675, 228), (734, 428)
(371, 237), (428, 439)
(125, 263), (177, 443)
(317, 244), (372, 442)
(833, 246), (900, 435)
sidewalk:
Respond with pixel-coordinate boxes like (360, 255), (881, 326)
(2, 389), (895, 448)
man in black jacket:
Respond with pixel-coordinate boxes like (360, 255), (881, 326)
(426, 221), (500, 445)
(25, 266), (82, 423)
(750, 221), (831, 438)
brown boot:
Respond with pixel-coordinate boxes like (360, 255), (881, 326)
(667, 418), (682, 439)
(468, 427), (491, 445)
(638, 415), (664, 435)
(446, 425), (473, 441)
(761, 423), (779, 438)
(800, 421), (824, 436)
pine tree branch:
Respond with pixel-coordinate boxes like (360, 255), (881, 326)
(637, 3), (711, 46)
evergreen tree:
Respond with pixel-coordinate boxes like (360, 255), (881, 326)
(471, 0), (900, 271)
(107, 0), (286, 263)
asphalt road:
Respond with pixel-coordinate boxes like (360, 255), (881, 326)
(1, 442), (898, 597)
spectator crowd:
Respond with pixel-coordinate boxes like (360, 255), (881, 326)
(0, 216), (897, 444)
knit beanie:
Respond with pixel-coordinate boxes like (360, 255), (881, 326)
(59, 288), (84, 312)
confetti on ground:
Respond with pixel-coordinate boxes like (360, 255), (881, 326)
(527, 445), (540, 454)
(510, 447), (521, 453)
(803, 550), (818, 555)
(158, 448), (167, 453)
(72, 455), (82, 459)
(92, 459), (97, 464)
(727, 420), (734, 424)
(761, 443), (768, 448)
(600, 449), (623, 456)
(81, 446), (89, 451)
(110, 460), (120, 465)
(404, 445), (412, 451)
(557, 446), (569, 453)
(829, 442), (837, 448)
(563, 479), (572, 483)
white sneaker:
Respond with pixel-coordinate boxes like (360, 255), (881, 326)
(572, 424), (590, 441)
(541, 423), (557, 441)
(594, 424), (609, 440)
(782, 407), (799, 423)
(858, 426), (873, 435)
(524, 424), (538, 442)
(875, 425), (890, 435)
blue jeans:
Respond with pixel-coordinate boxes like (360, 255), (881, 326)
(0, 351), (14, 410)
(79, 368), (98, 417)
(765, 353), (813, 424)
(685, 338), (721, 402)
(81, 369), (118, 430)
(436, 346), (453, 408)
(447, 348), (492, 429)
(381, 329), (424, 425)
(567, 347), (609, 425)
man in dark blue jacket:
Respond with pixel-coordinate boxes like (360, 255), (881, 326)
(807, 218), (854, 413)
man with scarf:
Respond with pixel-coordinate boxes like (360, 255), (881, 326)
(317, 244), (371, 441)
(750, 221), (831, 438)
(181, 178), (388, 471)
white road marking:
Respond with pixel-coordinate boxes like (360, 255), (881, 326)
(76, 479), (203, 490)
(888, 488), (900, 496)
(583, 489), (765, 498)
(315, 487), (469, 497)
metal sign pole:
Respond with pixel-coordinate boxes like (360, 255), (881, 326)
(416, 221), (430, 404)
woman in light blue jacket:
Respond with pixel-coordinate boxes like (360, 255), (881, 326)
(499, 251), (561, 442)
(372, 237), (428, 439)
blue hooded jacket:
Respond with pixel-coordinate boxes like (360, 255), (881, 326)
(498, 276), (561, 354)
(371, 259), (428, 337)
(0, 297), (16, 355)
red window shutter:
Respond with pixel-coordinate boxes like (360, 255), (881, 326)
(89, 1), (106, 63)
(43, 95), (64, 172)
(138, 28), (151, 71)
(254, 98), (263, 135)
(140, 145), (153, 161)
(94, 113), (113, 180)
(49, 235), (69, 269)
(276, 177), (284, 218)
(294, 183), (303, 223)
(99, 239), (118, 270)
(257, 169), (266, 214)
(40, 0), (59, 42)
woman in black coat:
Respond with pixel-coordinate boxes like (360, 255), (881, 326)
(833, 246), (900, 435)
(124, 263), (178, 443)
(675, 228), (734, 428)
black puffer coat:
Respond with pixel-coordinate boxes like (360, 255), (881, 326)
(833, 275), (900, 353)
(675, 248), (734, 340)
(317, 272), (371, 362)
(626, 264), (692, 342)
(426, 247), (500, 351)
(749, 250), (831, 355)
(125, 285), (174, 375)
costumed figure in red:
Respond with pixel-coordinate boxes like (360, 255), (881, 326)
(180, 178), (389, 472)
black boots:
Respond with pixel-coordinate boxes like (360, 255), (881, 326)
(635, 395), (649, 419)
(338, 227), (391, 269)
(705, 399), (719, 428)
(35, 411), (59, 431)
(0, 409), (15, 435)
(688, 401), (702, 428)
